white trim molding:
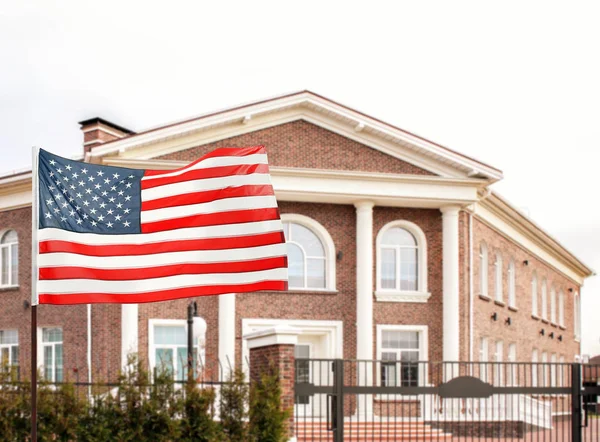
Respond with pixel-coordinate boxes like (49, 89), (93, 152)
(280, 213), (336, 291)
(241, 318), (344, 372)
(375, 219), (430, 303)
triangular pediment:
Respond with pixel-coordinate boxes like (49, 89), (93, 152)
(89, 91), (502, 181)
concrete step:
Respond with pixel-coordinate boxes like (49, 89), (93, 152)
(296, 421), (453, 441)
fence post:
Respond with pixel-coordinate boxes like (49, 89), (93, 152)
(571, 363), (582, 442)
(332, 359), (344, 442)
(244, 325), (300, 442)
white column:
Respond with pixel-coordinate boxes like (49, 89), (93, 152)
(219, 293), (236, 378)
(121, 304), (138, 369)
(355, 201), (374, 419)
(441, 206), (461, 366)
(355, 201), (374, 362)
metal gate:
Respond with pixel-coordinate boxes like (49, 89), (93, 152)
(295, 359), (600, 441)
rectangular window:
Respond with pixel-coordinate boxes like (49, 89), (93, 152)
(550, 353), (557, 387)
(532, 349), (538, 387)
(574, 295), (581, 340)
(0, 242), (18, 287)
(0, 330), (18, 371)
(507, 343), (517, 386)
(494, 255), (503, 302)
(550, 288), (557, 324)
(494, 341), (504, 386)
(379, 329), (423, 387)
(558, 292), (565, 327)
(295, 345), (311, 405)
(42, 328), (63, 382)
(558, 355), (565, 387)
(152, 324), (196, 382)
(541, 352), (548, 387)
(479, 337), (489, 382)
(531, 276), (538, 316)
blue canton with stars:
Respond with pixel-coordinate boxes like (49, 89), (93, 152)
(38, 149), (144, 234)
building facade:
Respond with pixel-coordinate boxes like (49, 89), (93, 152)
(0, 92), (592, 390)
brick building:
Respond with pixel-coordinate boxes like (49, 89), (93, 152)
(0, 91), (593, 396)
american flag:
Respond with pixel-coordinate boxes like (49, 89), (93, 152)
(34, 146), (288, 305)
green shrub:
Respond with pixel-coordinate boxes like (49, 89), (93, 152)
(248, 370), (291, 442)
(219, 368), (249, 441)
(179, 380), (221, 442)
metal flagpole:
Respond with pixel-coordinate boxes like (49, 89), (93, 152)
(31, 146), (40, 442)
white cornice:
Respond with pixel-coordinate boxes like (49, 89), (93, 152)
(472, 194), (594, 284)
(88, 92), (503, 181)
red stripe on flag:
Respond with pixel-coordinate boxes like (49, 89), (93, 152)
(143, 146), (266, 178)
(39, 231), (285, 257)
(39, 256), (287, 280)
(141, 164), (269, 190)
(140, 208), (281, 233)
(38, 280), (288, 305)
(141, 184), (274, 211)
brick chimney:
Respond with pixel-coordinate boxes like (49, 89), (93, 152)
(78, 117), (135, 153)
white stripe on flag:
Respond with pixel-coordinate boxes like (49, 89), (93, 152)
(140, 195), (279, 223)
(38, 221), (284, 245)
(141, 173), (273, 201)
(38, 243), (288, 268)
(38, 267), (288, 294)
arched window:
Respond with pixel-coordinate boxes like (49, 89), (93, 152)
(508, 259), (516, 308)
(494, 253), (503, 302)
(479, 242), (488, 298)
(558, 290), (565, 327)
(376, 221), (428, 302)
(550, 285), (557, 324)
(0, 230), (18, 287)
(281, 214), (335, 291)
(531, 273), (538, 317)
(541, 279), (548, 320)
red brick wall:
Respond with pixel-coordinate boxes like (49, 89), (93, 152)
(372, 207), (444, 362)
(248, 343), (295, 439)
(157, 120), (435, 175)
(235, 201), (357, 363)
(471, 218), (580, 365)
(0, 207), (90, 382)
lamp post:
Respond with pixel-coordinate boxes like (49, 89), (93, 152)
(186, 301), (207, 382)
(187, 301), (197, 382)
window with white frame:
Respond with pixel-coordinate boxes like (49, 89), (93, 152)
(151, 323), (197, 382)
(574, 293), (581, 340)
(550, 353), (557, 387)
(541, 352), (548, 387)
(0, 330), (18, 368)
(532, 349), (538, 387)
(0, 230), (18, 287)
(378, 326), (427, 387)
(550, 286), (557, 324)
(541, 280), (548, 320)
(480, 242), (489, 297)
(377, 221), (427, 296)
(42, 328), (63, 382)
(281, 215), (335, 291)
(531, 273), (538, 317)
(479, 337), (489, 382)
(494, 253), (503, 302)
(558, 290), (565, 327)
(558, 355), (565, 387)
(508, 259), (516, 308)
(494, 340), (504, 386)
(507, 343), (517, 386)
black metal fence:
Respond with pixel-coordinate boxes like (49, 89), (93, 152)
(295, 360), (600, 441)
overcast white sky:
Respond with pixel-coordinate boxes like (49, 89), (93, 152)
(1, 1), (599, 356)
